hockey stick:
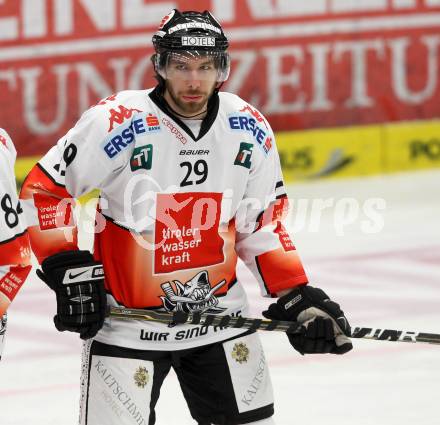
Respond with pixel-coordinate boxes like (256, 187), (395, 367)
(107, 306), (440, 345)
(108, 306), (302, 334)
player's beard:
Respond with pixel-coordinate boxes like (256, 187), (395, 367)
(165, 80), (217, 117)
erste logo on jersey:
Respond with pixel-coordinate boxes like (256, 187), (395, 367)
(228, 105), (273, 155)
(0, 135), (7, 148)
(102, 110), (161, 159)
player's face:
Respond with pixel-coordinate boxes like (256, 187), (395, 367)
(164, 55), (218, 117)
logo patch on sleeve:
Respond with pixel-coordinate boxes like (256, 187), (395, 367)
(102, 112), (161, 159)
(130, 145), (153, 171)
(234, 142), (253, 169)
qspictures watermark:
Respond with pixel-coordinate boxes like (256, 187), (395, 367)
(53, 190), (386, 247)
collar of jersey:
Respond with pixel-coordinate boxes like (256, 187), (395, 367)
(149, 86), (220, 142)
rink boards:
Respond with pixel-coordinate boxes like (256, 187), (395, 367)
(14, 119), (440, 186)
(276, 119), (440, 181)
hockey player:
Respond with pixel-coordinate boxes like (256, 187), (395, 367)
(0, 129), (32, 360)
(20, 9), (352, 425)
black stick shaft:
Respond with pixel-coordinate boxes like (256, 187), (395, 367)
(107, 307), (440, 345)
(107, 306), (302, 334)
(351, 327), (440, 345)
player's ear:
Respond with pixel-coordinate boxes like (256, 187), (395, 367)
(151, 54), (158, 72)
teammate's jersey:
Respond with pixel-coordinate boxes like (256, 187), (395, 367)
(20, 88), (308, 350)
(0, 129), (32, 358)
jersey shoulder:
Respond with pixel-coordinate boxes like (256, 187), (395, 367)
(218, 92), (269, 121)
(0, 129), (16, 180)
(57, 89), (156, 177)
(77, 89), (151, 127)
(218, 92), (275, 157)
(97, 89), (153, 108)
(0, 128), (16, 163)
(66, 89), (152, 152)
(218, 91), (249, 113)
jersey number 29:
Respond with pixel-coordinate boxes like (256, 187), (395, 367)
(180, 160), (208, 187)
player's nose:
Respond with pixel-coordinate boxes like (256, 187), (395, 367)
(186, 70), (202, 89)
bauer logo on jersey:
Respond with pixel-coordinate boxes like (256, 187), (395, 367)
(102, 112), (161, 159)
(130, 145), (153, 171)
(234, 142), (253, 169)
(228, 113), (273, 156)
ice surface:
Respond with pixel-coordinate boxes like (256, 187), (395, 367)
(1, 170), (439, 425)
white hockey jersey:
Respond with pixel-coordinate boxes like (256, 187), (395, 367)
(21, 88), (308, 350)
(0, 129), (32, 358)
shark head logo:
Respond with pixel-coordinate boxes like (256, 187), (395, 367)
(160, 271), (227, 314)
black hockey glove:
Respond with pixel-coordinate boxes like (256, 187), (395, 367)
(37, 250), (107, 340)
(262, 285), (352, 355)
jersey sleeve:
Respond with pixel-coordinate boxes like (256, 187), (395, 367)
(234, 118), (308, 297)
(20, 104), (129, 263)
(0, 129), (32, 318)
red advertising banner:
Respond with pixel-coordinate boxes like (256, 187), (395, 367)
(0, 0), (440, 156)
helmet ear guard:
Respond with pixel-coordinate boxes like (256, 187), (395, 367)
(216, 52), (230, 82)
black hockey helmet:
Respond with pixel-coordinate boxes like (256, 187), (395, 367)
(152, 9), (230, 82)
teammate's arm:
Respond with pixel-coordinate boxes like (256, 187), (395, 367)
(0, 129), (32, 359)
